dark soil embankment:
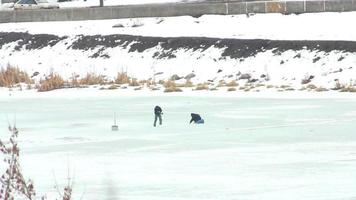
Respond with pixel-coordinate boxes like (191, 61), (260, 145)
(1, 32), (356, 59)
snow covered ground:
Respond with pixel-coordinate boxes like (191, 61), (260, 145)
(1, 94), (356, 200)
(1, 12), (356, 91)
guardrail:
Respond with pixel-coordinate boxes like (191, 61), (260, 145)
(0, 0), (355, 23)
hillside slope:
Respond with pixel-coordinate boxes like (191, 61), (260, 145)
(0, 13), (355, 91)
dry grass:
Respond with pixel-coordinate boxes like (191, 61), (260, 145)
(194, 83), (209, 90)
(340, 86), (356, 92)
(69, 74), (80, 87)
(315, 87), (328, 92)
(0, 65), (32, 87)
(227, 87), (236, 91)
(226, 80), (238, 87)
(163, 80), (182, 92)
(115, 72), (130, 84)
(80, 73), (107, 85)
(177, 79), (194, 88)
(163, 80), (176, 88)
(217, 80), (226, 87)
(37, 73), (64, 92)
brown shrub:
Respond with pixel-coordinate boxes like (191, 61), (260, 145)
(226, 80), (238, 87)
(37, 73), (64, 92)
(194, 83), (209, 90)
(163, 80), (182, 92)
(80, 73), (107, 85)
(115, 72), (130, 84)
(163, 80), (176, 88)
(0, 65), (32, 87)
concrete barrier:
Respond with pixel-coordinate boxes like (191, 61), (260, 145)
(325, 0), (353, 12)
(246, 1), (266, 13)
(0, 10), (13, 22)
(305, 0), (324, 12)
(0, 0), (355, 23)
(228, 2), (246, 15)
(285, 1), (305, 14)
(266, 1), (286, 13)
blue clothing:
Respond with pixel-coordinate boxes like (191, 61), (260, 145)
(196, 119), (204, 124)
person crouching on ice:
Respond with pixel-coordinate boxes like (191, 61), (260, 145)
(154, 105), (163, 127)
(190, 113), (204, 124)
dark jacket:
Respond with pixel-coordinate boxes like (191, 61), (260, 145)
(190, 113), (201, 123)
(154, 106), (162, 115)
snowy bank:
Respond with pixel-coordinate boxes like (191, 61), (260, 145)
(1, 12), (356, 92)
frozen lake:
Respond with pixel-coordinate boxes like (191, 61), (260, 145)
(1, 95), (356, 200)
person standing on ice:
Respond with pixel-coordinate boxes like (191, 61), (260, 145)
(154, 105), (163, 127)
(190, 113), (204, 124)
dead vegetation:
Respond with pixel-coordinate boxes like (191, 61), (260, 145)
(340, 86), (356, 92)
(115, 72), (130, 85)
(4, 66), (356, 93)
(163, 80), (182, 92)
(80, 73), (107, 85)
(226, 80), (238, 87)
(0, 65), (32, 87)
(37, 73), (65, 92)
(0, 124), (73, 200)
(194, 83), (209, 91)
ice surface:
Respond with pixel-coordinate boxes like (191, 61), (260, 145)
(1, 96), (356, 200)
